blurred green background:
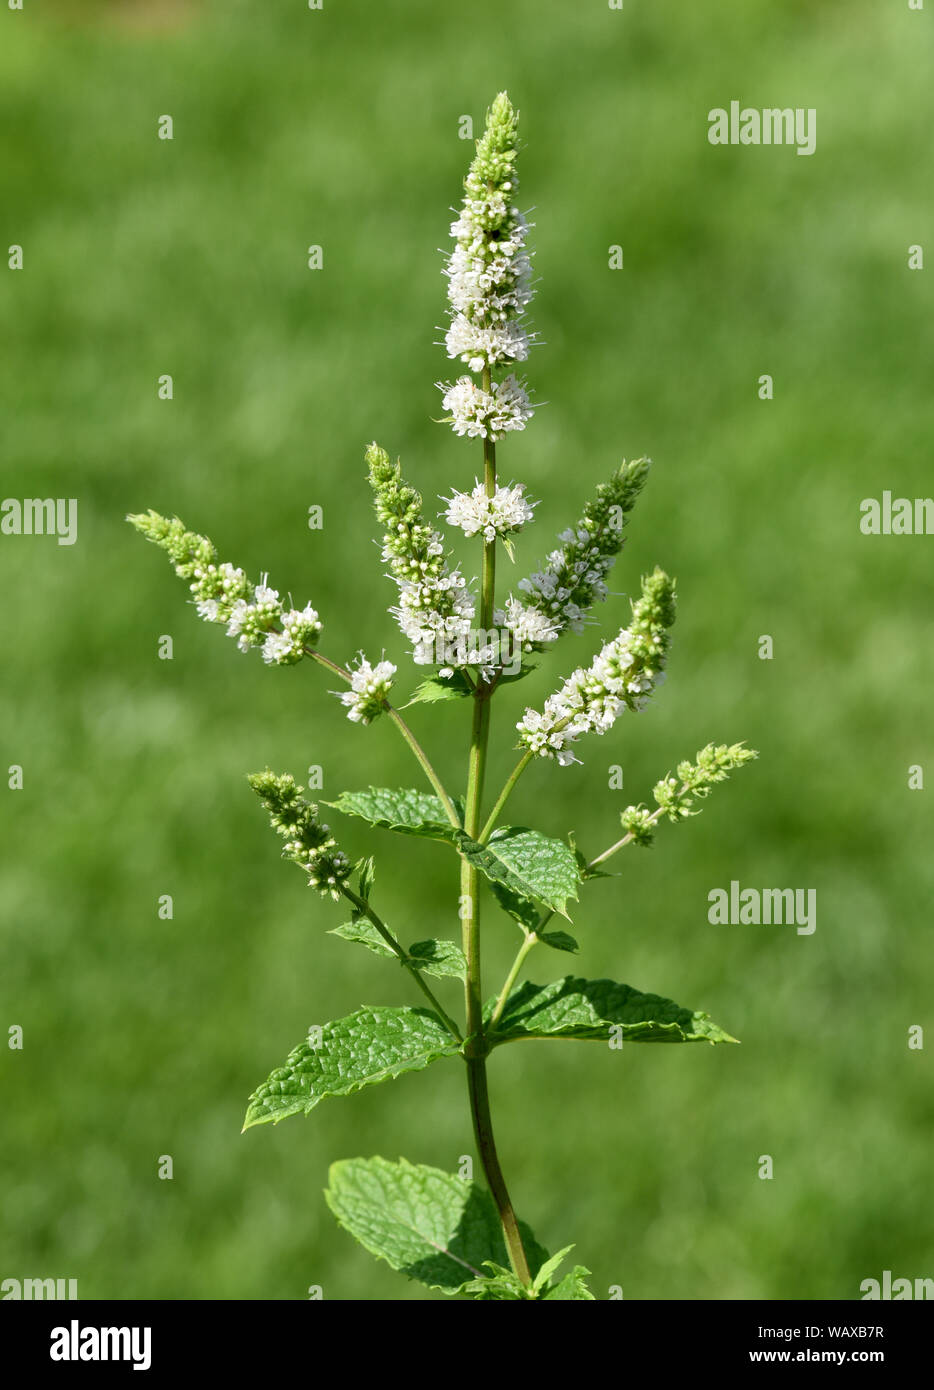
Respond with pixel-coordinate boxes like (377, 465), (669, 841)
(1, 0), (931, 1301)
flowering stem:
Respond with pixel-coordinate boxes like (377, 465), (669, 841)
(490, 799), (684, 1015)
(478, 748), (533, 844)
(340, 885), (463, 1043)
(490, 801), (684, 1017)
(588, 798), (673, 869)
(458, 390), (531, 1288)
(306, 648), (461, 829)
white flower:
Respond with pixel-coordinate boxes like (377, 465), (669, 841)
(437, 95), (538, 441)
(497, 595), (559, 646)
(337, 655), (396, 724)
(444, 315), (531, 373)
(262, 603), (323, 666)
(438, 375), (533, 441)
(443, 480), (535, 542)
(261, 629), (296, 665)
(517, 606), (672, 764)
(444, 225), (533, 322)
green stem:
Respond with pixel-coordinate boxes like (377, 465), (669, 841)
(341, 884), (463, 1043)
(506, 795), (683, 986)
(489, 930), (538, 1030)
(306, 648), (460, 829)
(478, 749), (533, 844)
(466, 1056), (531, 1286)
(588, 797), (675, 869)
(458, 386), (531, 1286)
(385, 706), (461, 828)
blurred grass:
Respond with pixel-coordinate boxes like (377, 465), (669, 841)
(1, 0), (931, 1300)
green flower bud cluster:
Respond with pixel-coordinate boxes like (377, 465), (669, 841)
(247, 770), (351, 900)
(464, 91), (520, 214)
(366, 443), (474, 667)
(504, 459), (651, 649)
(621, 743), (758, 848)
(624, 566), (677, 682)
(128, 510), (322, 666)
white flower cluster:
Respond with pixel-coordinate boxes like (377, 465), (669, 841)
(337, 655), (397, 725)
(447, 203), (532, 315)
(516, 570), (676, 765)
(392, 561), (476, 667)
(516, 638), (660, 766)
(494, 595), (560, 646)
(444, 315), (530, 376)
(368, 443), (478, 669)
(438, 93), (536, 437)
(439, 375), (533, 441)
(127, 512), (324, 668)
(502, 460), (652, 651)
(443, 480), (535, 542)
(222, 578), (322, 666)
(509, 528), (607, 637)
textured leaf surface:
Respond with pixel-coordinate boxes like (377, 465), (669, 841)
(491, 880), (540, 930)
(487, 977), (738, 1045)
(542, 1266), (596, 1299)
(329, 919), (395, 958)
(407, 938), (467, 980)
(329, 922), (466, 980)
(459, 827), (579, 918)
(243, 1008), (460, 1128)
(327, 787), (457, 838)
(405, 672), (473, 704)
(325, 1157), (546, 1294)
(490, 885), (579, 948)
(538, 929), (580, 953)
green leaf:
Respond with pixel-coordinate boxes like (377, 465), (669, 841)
(458, 827), (580, 919)
(542, 1266), (596, 1300)
(327, 786), (458, 838)
(407, 939), (467, 981)
(491, 880), (540, 930)
(461, 1246), (596, 1300)
(461, 1265), (530, 1300)
(330, 922), (466, 981)
(358, 856), (376, 902)
(487, 976), (738, 1046)
(530, 1245), (594, 1299)
(325, 1157), (547, 1295)
(496, 659), (538, 687)
(531, 1244), (577, 1293)
(329, 793), (579, 918)
(404, 671), (473, 705)
(568, 831), (613, 882)
(538, 929), (580, 954)
(243, 1008), (460, 1128)
(490, 885), (578, 949)
(329, 919), (395, 959)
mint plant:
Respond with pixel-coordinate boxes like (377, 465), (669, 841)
(129, 93), (755, 1300)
